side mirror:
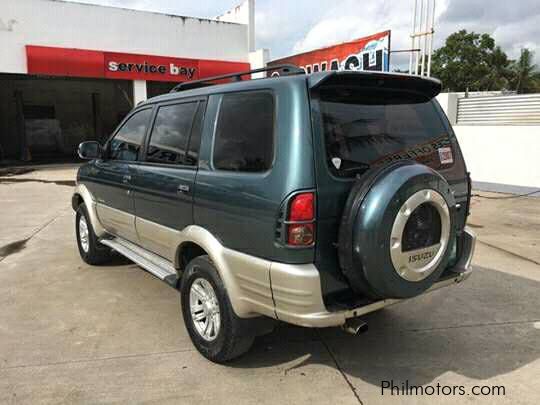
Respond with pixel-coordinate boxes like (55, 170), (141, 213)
(78, 141), (103, 160)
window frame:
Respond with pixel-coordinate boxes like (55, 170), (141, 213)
(139, 96), (208, 170)
(104, 106), (155, 163)
(210, 89), (276, 175)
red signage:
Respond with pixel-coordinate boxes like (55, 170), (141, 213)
(26, 45), (250, 82)
(269, 30), (391, 74)
(26, 46), (104, 78)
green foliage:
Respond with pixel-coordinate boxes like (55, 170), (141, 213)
(431, 30), (513, 91)
(431, 30), (540, 93)
(510, 48), (540, 94)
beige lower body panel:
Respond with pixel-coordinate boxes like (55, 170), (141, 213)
(171, 226), (276, 319)
(74, 185), (477, 329)
(135, 216), (177, 259)
(269, 227), (476, 328)
(73, 184), (106, 237)
(131, 221), (276, 320)
(96, 203), (138, 243)
(271, 266), (473, 328)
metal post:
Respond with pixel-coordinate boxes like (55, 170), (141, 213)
(415, 0), (423, 75)
(427, 0), (436, 77)
(409, 0), (418, 74)
(421, 0), (428, 76)
(410, 0), (436, 76)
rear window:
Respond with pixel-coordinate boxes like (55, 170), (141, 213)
(317, 87), (453, 177)
(213, 91), (274, 172)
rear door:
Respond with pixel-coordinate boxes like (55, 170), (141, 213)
(131, 98), (205, 259)
(309, 74), (469, 297)
(92, 107), (153, 242)
(193, 90), (282, 260)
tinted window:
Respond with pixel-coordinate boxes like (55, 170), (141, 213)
(213, 92), (274, 172)
(146, 102), (198, 165)
(109, 109), (152, 161)
(318, 87), (452, 177)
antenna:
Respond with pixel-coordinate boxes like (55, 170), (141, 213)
(409, 0), (436, 77)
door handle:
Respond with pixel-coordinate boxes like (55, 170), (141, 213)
(177, 184), (190, 194)
(122, 175), (131, 184)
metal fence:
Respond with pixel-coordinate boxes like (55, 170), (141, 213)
(456, 94), (540, 125)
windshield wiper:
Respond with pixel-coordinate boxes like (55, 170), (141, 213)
(331, 158), (371, 175)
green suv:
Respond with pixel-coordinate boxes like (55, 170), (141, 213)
(73, 66), (476, 363)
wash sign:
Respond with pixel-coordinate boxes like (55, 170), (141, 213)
(269, 30), (391, 74)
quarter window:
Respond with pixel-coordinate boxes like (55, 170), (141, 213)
(213, 92), (274, 172)
(146, 102), (199, 165)
(109, 108), (152, 161)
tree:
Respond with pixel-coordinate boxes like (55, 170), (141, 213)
(431, 30), (512, 92)
(510, 48), (540, 93)
(484, 46), (512, 90)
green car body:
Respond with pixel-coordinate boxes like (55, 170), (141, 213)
(73, 69), (476, 361)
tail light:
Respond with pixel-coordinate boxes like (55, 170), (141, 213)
(286, 192), (315, 246)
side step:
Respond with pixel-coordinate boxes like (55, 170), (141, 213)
(100, 237), (178, 286)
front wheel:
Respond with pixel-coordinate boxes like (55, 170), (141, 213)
(75, 203), (112, 265)
(180, 255), (254, 363)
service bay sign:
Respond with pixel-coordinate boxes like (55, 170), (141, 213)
(104, 52), (198, 81)
(26, 45), (249, 82)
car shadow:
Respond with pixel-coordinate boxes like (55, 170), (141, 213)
(229, 266), (540, 387)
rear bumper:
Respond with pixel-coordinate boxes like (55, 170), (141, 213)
(270, 227), (476, 328)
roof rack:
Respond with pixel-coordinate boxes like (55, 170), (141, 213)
(170, 64), (304, 92)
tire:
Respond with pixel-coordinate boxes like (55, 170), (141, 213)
(75, 203), (112, 265)
(338, 160), (456, 299)
(180, 255), (254, 363)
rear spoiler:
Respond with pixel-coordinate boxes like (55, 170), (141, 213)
(308, 71), (442, 99)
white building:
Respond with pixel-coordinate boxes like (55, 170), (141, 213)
(0, 0), (263, 162)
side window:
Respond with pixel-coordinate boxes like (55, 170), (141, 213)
(213, 91), (274, 172)
(146, 102), (198, 165)
(109, 109), (152, 161)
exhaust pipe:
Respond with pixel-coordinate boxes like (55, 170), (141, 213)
(341, 318), (368, 335)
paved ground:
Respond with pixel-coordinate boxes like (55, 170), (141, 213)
(0, 166), (539, 404)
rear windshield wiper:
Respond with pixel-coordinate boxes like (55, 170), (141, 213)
(330, 158), (371, 175)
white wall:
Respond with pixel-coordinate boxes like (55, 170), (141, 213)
(248, 48), (269, 78)
(452, 125), (540, 189)
(437, 93), (540, 190)
(2, 0), (249, 75)
(215, 0), (255, 52)
(132, 80), (147, 106)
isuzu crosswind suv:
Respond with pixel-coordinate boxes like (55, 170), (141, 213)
(73, 65), (476, 362)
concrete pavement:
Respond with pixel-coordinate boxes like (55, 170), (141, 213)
(0, 166), (539, 404)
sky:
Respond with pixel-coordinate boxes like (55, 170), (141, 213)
(67, 0), (540, 69)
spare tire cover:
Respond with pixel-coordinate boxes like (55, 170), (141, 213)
(338, 160), (456, 299)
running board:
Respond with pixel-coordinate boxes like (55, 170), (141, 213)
(100, 237), (178, 286)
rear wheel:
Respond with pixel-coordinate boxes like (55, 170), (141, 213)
(75, 203), (112, 265)
(180, 255), (254, 363)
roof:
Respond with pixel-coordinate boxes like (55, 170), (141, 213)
(141, 70), (442, 106)
(45, 0), (241, 25)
